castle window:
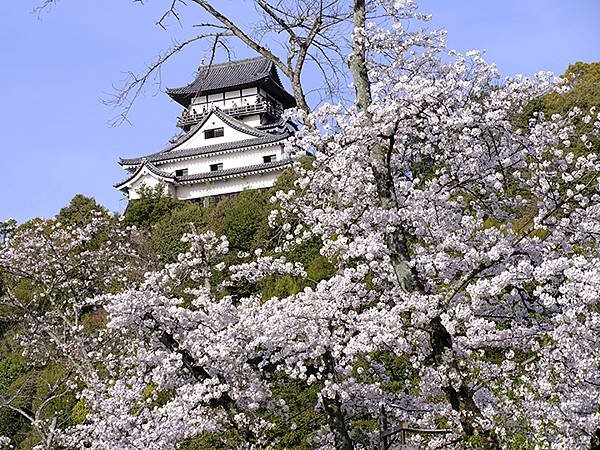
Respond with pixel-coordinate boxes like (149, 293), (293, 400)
(263, 154), (276, 163)
(204, 127), (224, 139)
(210, 163), (223, 172)
(175, 168), (188, 177)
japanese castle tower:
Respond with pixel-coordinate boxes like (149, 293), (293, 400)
(115, 56), (296, 201)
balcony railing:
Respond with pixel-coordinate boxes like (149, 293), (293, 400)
(177, 98), (283, 128)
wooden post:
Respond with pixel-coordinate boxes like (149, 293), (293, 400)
(399, 421), (408, 445)
(379, 405), (389, 450)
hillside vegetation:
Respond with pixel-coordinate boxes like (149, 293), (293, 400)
(0, 167), (336, 449)
(0, 61), (598, 449)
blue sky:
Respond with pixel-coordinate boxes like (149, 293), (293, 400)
(0, 1), (598, 223)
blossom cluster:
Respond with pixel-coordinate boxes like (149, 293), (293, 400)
(2, 1), (599, 448)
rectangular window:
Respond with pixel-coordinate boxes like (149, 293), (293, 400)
(175, 168), (188, 177)
(263, 154), (277, 163)
(204, 127), (224, 139)
(210, 163), (223, 172)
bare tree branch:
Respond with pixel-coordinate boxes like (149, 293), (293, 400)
(103, 32), (230, 126)
(157, 0), (187, 29)
(37, 0), (352, 121)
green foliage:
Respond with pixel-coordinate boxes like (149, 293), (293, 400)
(0, 219), (17, 245)
(0, 356), (77, 449)
(288, 239), (335, 282)
(520, 61), (599, 155)
(151, 202), (205, 263)
(57, 194), (109, 226)
(123, 184), (183, 228)
(0, 353), (27, 404)
(181, 431), (244, 450)
(31, 363), (77, 424)
(545, 62), (600, 115)
(260, 274), (302, 299)
(265, 374), (325, 449)
(205, 189), (270, 253)
(70, 399), (89, 425)
(0, 367), (36, 447)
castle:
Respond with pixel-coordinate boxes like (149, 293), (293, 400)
(115, 56), (296, 201)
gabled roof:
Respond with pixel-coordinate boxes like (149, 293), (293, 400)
(121, 134), (289, 166)
(206, 107), (271, 138)
(119, 109), (289, 166)
(114, 162), (174, 189)
(166, 56), (296, 109)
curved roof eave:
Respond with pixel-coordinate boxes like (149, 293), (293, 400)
(119, 109), (289, 166)
(165, 56), (296, 109)
(114, 161), (175, 190)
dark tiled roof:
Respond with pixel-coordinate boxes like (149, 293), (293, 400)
(120, 134), (288, 166)
(166, 56), (296, 108)
(114, 162), (174, 189)
(167, 57), (274, 95)
(115, 159), (292, 189)
(119, 109), (289, 166)
(177, 159), (292, 183)
(257, 117), (298, 134)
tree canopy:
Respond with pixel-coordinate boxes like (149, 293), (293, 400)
(1, 1), (599, 449)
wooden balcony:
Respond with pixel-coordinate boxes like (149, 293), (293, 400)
(177, 100), (283, 128)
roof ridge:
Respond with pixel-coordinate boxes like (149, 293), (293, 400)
(212, 109), (270, 137)
(114, 161), (174, 188)
(198, 55), (270, 68)
(177, 159), (292, 183)
(119, 133), (289, 166)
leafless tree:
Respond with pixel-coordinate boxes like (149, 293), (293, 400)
(36, 0), (354, 124)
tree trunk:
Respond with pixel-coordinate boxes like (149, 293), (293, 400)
(348, 0), (372, 114)
(322, 395), (355, 450)
(348, 0), (416, 291)
(322, 351), (354, 449)
(348, 2), (499, 448)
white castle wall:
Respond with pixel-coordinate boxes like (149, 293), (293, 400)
(175, 170), (281, 200)
(121, 95), (290, 202)
(126, 167), (283, 201)
(158, 143), (284, 176)
(177, 114), (252, 148)
(190, 87), (281, 115)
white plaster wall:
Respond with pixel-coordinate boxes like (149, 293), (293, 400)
(159, 143), (284, 175)
(127, 172), (173, 200)
(242, 87), (258, 96)
(242, 115), (262, 127)
(175, 170), (281, 200)
(176, 114), (254, 149)
(192, 95), (208, 104)
(190, 88), (260, 113)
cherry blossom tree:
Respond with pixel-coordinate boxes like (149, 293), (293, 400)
(14, 0), (600, 448)
(0, 213), (147, 449)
